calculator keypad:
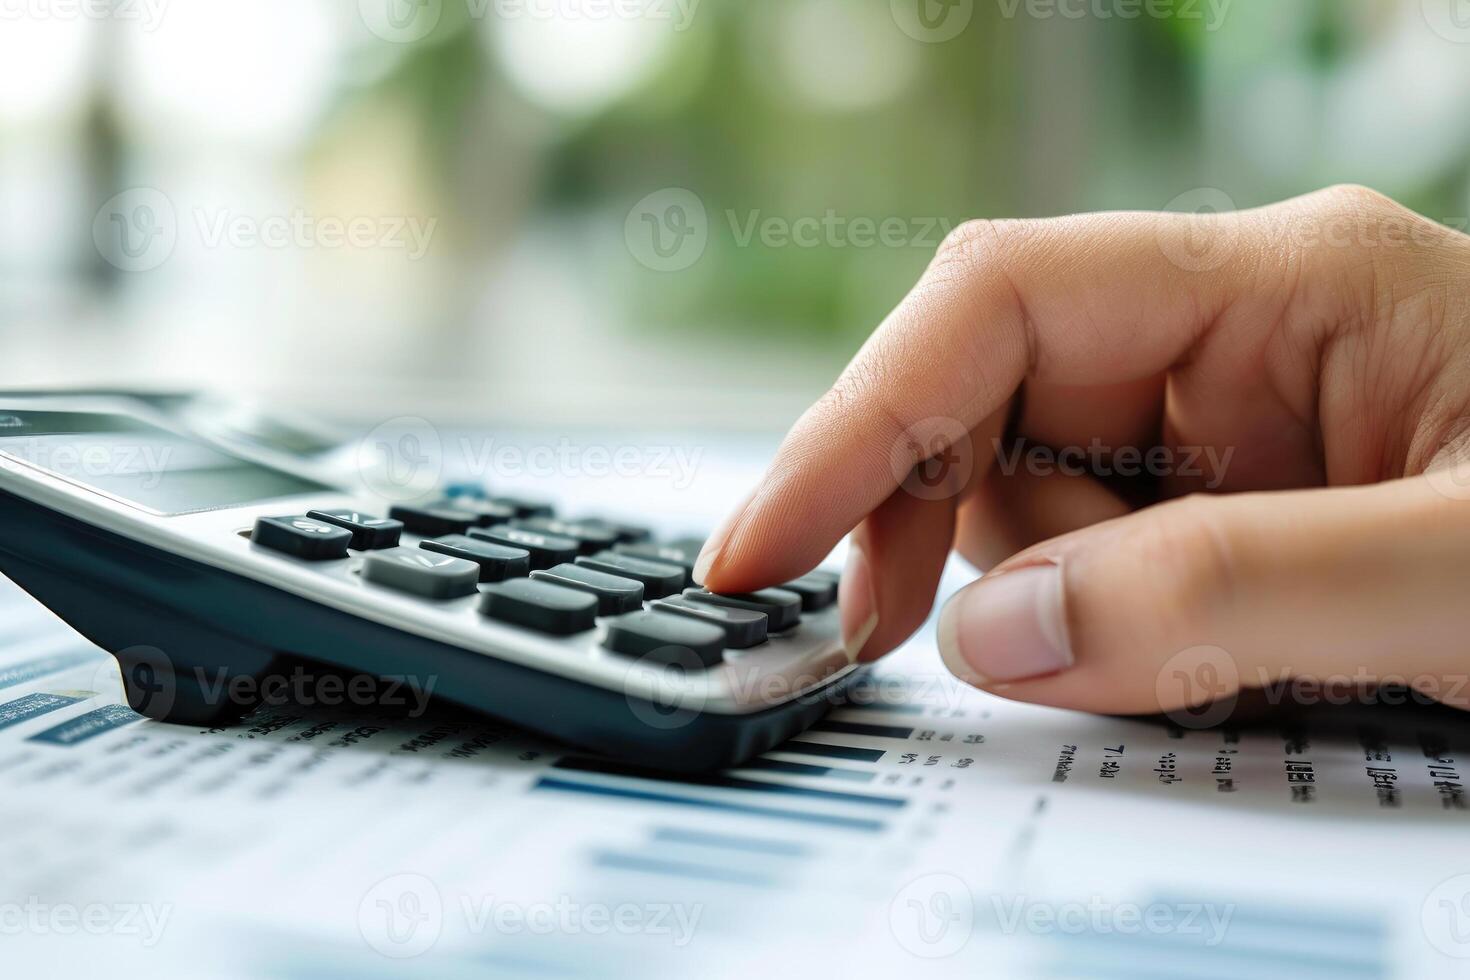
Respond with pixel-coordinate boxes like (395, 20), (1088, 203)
(245, 492), (840, 672)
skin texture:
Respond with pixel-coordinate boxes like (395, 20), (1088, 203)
(694, 185), (1470, 715)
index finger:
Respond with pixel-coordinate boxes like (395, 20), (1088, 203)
(695, 207), (1260, 593)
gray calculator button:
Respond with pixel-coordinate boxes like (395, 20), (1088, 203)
(512, 517), (618, 555)
(306, 509), (403, 550)
(388, 505), (478, 537)
(575, 552), (685, 599)
(530, 563), (643, 615)
(362, 547), (479, 599)
(469, 525), (578, 570)
(479, 577), (598, 635)
(778, 573), (838, 612)
(603, 610), (727, 669)
(420, 535), (530, 582)
(684, 587), (802, 632)
(651, 595), (768, 648)
(612, 543), (697, 586)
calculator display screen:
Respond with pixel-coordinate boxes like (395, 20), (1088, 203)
(0, 410), (332, 514)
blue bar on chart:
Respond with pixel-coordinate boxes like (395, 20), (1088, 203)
(738, 758), (877, 783)
(0, 692), (85, 730)
(532, 777), (888, 833)
(28, 703), (140, 745)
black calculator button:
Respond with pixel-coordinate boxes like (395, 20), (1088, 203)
(361, 547), (479, 598)
(651, 595), (768, 649)
(468, 525), (577, 570)
(684, 587), (802, 632)
(306, 509), (403, 550)
(576, 518), (652, 544)
(489, 496), (555, 519)
(251, 516), (352, 560)
(612, 543), (697, 585)
(435, 498), (517, 526)
(666, 535), (706, 555)
(388, 504), (478, 537)
(480, 578), (598, 634)
(778, 573), (838, 612)
(511, 518), (618, 555)
(420, 535), (530, 582)
(603, 610), (727, 669)
(575, 553), (685, 599)
(530, 563), (643, 616)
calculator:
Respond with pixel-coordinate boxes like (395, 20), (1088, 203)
(0, 395), (859, 771)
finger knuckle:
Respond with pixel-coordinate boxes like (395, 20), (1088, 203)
(1314, 183), (1410, 222)
(934, 218), (1033, 277)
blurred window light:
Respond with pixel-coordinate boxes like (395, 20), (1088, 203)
(117, 0), (340, 151)
(484, 0), (678, 115)
(768, 0), (918, 112)
(0, 18), (94, 125)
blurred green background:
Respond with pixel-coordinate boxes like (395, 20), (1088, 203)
(1, 0), (1468, 429)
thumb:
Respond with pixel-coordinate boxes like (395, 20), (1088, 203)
(937, 474), (1470, 717)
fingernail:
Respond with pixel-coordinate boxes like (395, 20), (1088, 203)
(838, 543), (879, 662)
(938, 563), (1072, 686)
(693, 487), (756, 585)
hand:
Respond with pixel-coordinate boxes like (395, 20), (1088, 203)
(694, 185), (1470, 715)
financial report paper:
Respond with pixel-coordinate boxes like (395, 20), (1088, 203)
(1, 571), (1467, 979)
